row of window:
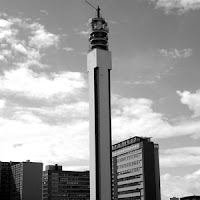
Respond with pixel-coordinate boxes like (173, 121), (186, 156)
(49, 173), (89, 177)
(118, 167), (141, 176)
(43, 181), (89, 186)
(117, 149), (142, 159)
(44, 177), (89, 181)
(117, 152), (142, 163)
(118, 188), (142, 195)
(112, 137), (141, 151)
(113, 144), (140, 157)
(118, 181), (141, 188)
(43, 199), (89, 200)
(117, 160), (141, 169)
(118, 197), (141, 200)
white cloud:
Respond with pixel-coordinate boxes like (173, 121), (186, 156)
(12, 43), (27, 54)
(0, 116), (89, 168)
(161, 171), (200, 200)
(150, 0), (200, 14)
(0, 99), (5, 109)
(78, 30), (90, 37)
(107, 20), (118, 24)
(0, 67), (86, 99)
(0, 29), (15, 41)
(36, 102), (89, 119)
(159, 48), (192, 58)
(160, 147), (200, 167)
(29, 22), (59, 49)
(125, 80), (156, 85)
(40, 10), (48, 16)
(177, 90), (200, 117)
(63, 47), (74, 52)
(0, 55), (5, 61)
(0, 19), (12, 28)
(112, 95), (200, 142)
(0, 15), (60, 68)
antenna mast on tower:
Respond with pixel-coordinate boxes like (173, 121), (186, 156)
(85, 0), (101, 18)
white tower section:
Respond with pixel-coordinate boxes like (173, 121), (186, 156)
(87, 8), (112, 200)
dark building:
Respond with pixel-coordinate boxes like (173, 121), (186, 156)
(112, 136), (161, 200)
(0, 161), (43, 200)
(180, 196), (200, 200)
(43, 164), (90, 200)
(0, 162), (19, 199)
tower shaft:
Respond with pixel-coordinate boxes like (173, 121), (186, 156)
(87, 48), (112, 200)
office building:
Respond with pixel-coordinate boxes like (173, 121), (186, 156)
(0, 161), (43, 200)
(180, 196), (200, 200)
(112, 136), (161, 200)
(43, 164), (89, 200)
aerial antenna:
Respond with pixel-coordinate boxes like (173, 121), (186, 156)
(85, 0), (101, 18)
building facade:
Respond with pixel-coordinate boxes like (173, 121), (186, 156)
(112, 136), (161, 200)
(0, 161), (43, 200)
(180, 196), (200, 200)
(43, 164), (89, 200)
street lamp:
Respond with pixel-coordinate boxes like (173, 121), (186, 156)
(135, 188), (141, 200)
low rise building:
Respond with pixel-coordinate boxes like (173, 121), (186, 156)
(43, 164), (89, 200)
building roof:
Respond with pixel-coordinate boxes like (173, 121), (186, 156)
(181, 195), (200, 200)
(112, 136), (152, 151)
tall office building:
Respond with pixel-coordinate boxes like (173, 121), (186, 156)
(0, 161), (43, 200)
(43, 164), (89, 200)
(112, 136), (161, 200)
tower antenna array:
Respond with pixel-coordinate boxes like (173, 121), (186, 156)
(85, 0), (101, 18)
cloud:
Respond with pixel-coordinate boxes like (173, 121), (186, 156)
(28, 22), (59, 49)
(124, 80), (156, 85)
(0, 15), (60, 67)
(78, 30), (90, 37)
(0, 116), (89, 168)
(63, 47), (74, 52)
(15, 101), (89, 125)
(150, 0), (200, 14)
(2, 88), (200, 169)
(159, 48), (192, 59)
(0, 99), (5, 109)
(177, 90), (200, 117)
(161, 171), (200, 200)
(12, 43), (27, 54)
(111, 95), (200, 142)
(0, 19), (12, 28)
(160, 147), (200, 167)
(107, 20), (118, 24)
(0, 67), (86, 100)
(0, 49), (11, 62)
(40, 10), (48, 16)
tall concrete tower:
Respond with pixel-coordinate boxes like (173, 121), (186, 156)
(87, 6), (112, 200)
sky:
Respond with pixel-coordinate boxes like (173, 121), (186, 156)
(0, 0), (200, 199)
